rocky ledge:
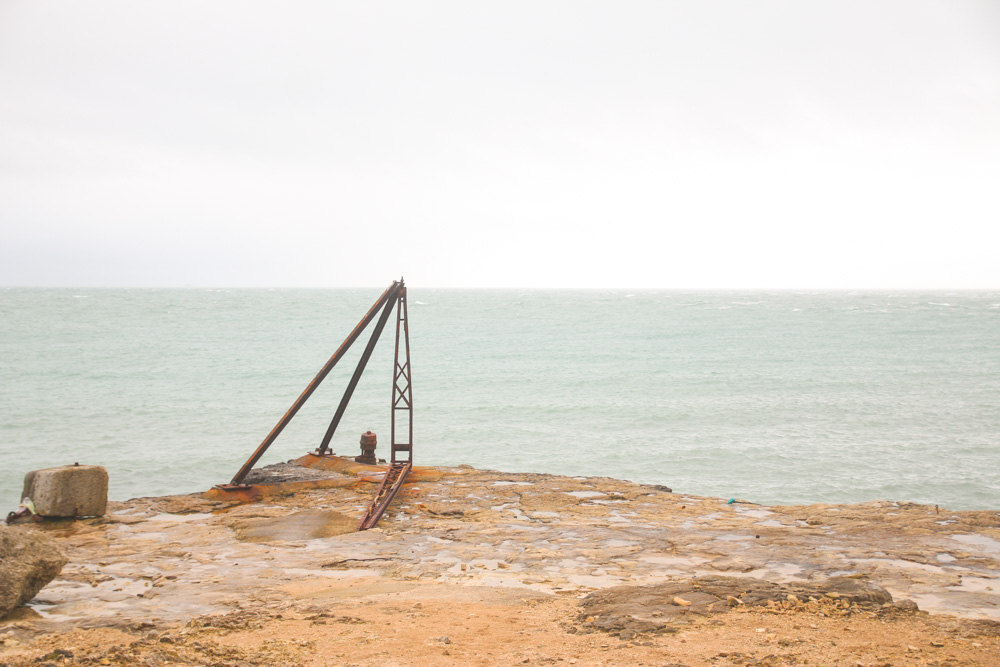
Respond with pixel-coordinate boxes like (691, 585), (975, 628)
(1, 460), (999, 666)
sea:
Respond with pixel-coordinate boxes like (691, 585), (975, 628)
(1, 288), (998, 511)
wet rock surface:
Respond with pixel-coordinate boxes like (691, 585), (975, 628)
(2, 461), (1000, 665)
(242, 461), (343, 485)
(226, 508), (357, 542)
(10, 466), (1000, 627)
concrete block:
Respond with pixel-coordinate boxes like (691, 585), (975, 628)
(21, 465), (109, 517)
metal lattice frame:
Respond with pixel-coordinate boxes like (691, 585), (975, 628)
(391, 286), (412, 464)
(220, 280), (404, 488)
(220, 278), (414, 531)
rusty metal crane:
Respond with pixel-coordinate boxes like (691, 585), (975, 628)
(214, 279), (413, 530)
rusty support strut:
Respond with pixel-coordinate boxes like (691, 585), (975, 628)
(391, 285), (413, 464)
(223, 281), (402, 487)
(315, 289), (398, 456)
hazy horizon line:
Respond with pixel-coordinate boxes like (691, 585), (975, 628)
(4, 284), (998, 292)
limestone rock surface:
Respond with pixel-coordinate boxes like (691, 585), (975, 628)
(580, 575), (894, 621)
(0, 525), (67, 619)
(22, 464), (108, 517)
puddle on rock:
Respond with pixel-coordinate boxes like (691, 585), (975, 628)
(850, 558), (949, 574)
(640, 555), (709, 567)
(733, 508), (773, 519)
(949, 576), (999, 594)
(902, 590), (1000, 621)
(146, 513), (214, 523)
(229, 510), (357, 543)
(605, 539), (636, 548)
(951, 534), (1000, 554)
(565, 491), (607, 499)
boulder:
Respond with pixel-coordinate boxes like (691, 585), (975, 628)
(22, 464), (108, 517)
(0, 525), (67, 619)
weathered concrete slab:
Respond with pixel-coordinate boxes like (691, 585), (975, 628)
(21, 465), (108, 518)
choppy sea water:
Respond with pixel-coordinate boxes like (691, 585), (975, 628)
(1, 288), (998, 510)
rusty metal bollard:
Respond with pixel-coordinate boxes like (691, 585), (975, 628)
(355, 431), (378, 465)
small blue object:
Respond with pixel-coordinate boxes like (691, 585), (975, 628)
(727, 498), (736, 504)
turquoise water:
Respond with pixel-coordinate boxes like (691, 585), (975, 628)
(2, 288), (998, 510)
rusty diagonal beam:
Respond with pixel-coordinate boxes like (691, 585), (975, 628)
(316, 286), (399, 456)
(225, 280), (402, 486)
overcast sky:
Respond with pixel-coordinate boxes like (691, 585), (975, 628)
(1, 1), (998, 288)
